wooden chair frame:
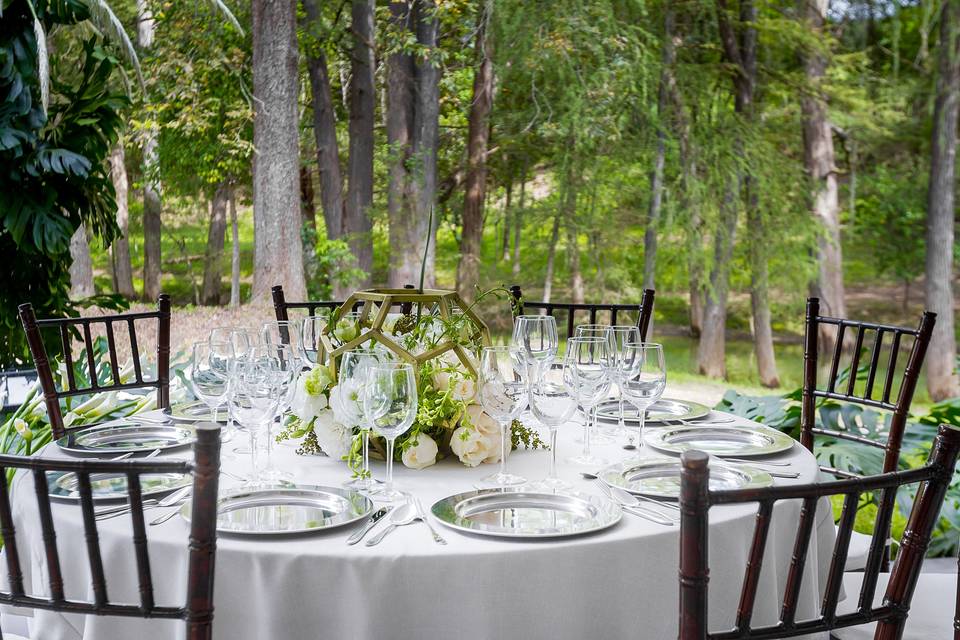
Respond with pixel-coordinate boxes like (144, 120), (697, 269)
(508, 285), (656, 342)
(0, 424), (220, 639)
(18, 295), (172, 440)
(678, 424), (960, 640)
(800, 297), (936, 478)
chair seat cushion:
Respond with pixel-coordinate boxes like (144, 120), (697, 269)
(844, 529), (872, 572)
(832, 572), (955, 640)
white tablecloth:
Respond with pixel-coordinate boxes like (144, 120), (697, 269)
(7, 408), (835, 640)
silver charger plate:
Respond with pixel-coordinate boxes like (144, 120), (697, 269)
(180, 485), (374, 536)
(595, 398), (711, 425)
(644, 424), (795, 457)
(431, 489), (621, 539)
(600, 458), (772, 500)
(48, 471), (189, 502)
(167, 400), (226, 423)
(56, 423), (195, 455)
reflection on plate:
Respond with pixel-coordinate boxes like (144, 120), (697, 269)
(595, 398), (710, 425)
(48, 471), (189, 502)
(431, 489), (621, 539)
(643, 424), (795, 457)
(56, 423), (195, 455)
(180, 485), (373, 536)
(600, 458), (772, 500)
(168, 401), (226, 423)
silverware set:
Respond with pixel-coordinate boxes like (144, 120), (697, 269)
(348, 498), (447, 547)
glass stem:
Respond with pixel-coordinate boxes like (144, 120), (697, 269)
(361, 429), (370, 478)
(637, 406), (646, 450)
(618, 388), (625, 430)
(582, 408), (591, 456)
(385, 437), (395, 492)
(499, 419), (509, 476)
(549, 428), (559, 480)
(249, 430), (259, 482)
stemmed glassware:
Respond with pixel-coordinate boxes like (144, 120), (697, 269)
(228, 345), (282, 485)
(528, 364), (578, 490)
(189, 341), (233, 423)
(300, 315), (328, 366)
(209, 327), (253, 359)
(564, 336), (611, 467)
(477, 346), (528, 488)
(512, 315), (558, 381)
(619, 342), (667, 455)
(261, 320), (306, 367)
(263, 343), (298, 481)
(333, 348), (382, 490)
(607, 325), (643, 441)
(363, 363), (418, 502)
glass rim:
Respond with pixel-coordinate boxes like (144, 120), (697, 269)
(369, 361), (413, 371)
(623, 341), (663, 348)
(567, 335), (608, 342)
(609, 324), (641, 331)
(513, 314), (555, 320)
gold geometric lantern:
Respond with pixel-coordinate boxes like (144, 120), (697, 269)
(319, 288), (491, 378)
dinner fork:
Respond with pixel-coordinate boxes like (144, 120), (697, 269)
(413, 498), (447, 545)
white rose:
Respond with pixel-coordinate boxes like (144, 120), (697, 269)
(465, 405), (509, 463)
(402, 433), (438, 470)
(329, 382), (363, 426)
(450, 376), (476, 403)
(433, 370), (452, 392)
(291, 376), (328, 422)
(450, 426), (499, 467)
(312, 409), (354, 460)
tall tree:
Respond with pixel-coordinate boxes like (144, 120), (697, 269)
(229, 186), (240, 308)
(109, 144), (135, 298)
(800, 0), (847, 352)
(511, 161), (526, 279)
(138, 0), (162, 301)
(250, 0), (307, 301)
(303, 0), (345, 240)
(69, 226), (94, 299)
(925, 0), (960, 400)
(343, 0), (376, 286)
(200, 182), (230, 305)
(457, 0), (495, 301)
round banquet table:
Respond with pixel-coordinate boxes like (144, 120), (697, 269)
(6, 407), (836, 640)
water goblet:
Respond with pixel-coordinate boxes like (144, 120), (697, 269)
(334, 348), (382, 490)
(228, 347), (282, 485)
(363, 363), (418, 502)
(512, 315), (558, 381)
(607, 325), (642, 440)
(564, 336), (611, 467)
(300, 315), (328, 365)
(189, 341), (233, 424)
(210, 327), (253, 360)
(477, 346), (528, 488)
(619, 342), (667, 456)
(261, 320), (305, 368)
(528, 364), (578, 490)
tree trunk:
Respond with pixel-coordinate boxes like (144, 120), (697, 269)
(800, 0), (847, 352)
(201, 182), (230, 305)
(251, 0), (307, 302)
(343, 0), (376, 287)
(697, 187), (737, 379)
(300, 164), (319, 285)
(511, 163), (525, 279)
(748, 200), (780, 387)
(303, 0), (345, 240)
(567, 221), (585, 304)
(542, 209), (562, 304)
(457, 0), (494, 302)
(501, 177), (512, 261)
(229, 186), (240, 308)
(108, 144), (135, 298)
(925, 0), (960, 400)
(69, 225), (94, 299)
(138, 0), (161, 302)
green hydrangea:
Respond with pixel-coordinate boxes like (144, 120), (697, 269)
(304, 365), (334, 396)
(333, 318), (359, 343)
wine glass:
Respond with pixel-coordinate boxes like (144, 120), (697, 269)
(334, 348), (382, 490)
(564, 336), (611, 467)
(477, 346), (528, 488)
(619, 342), (667, 455)
(571, 325), (616, 444)
(528, 364), (578, 490)
(228, 346), (282, 485)
(261, 320), (305, 367)
(300, 315), (328, 365)
(209, 327), (253, 360)
(262, 344), (298, 481)
(512, 315), (558, 381)
(607, 325), (642, 439)
(363, 363), (418, 502)
(189, 341), (233, 423)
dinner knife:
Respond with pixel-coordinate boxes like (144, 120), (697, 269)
(346, 507), (390, 545)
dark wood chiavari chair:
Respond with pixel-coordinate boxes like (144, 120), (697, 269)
(508, 285), (656, 341)
(271, 284), (421, 325)
(801, 297), (936, 478)
(18, 296), (172, 441)
(678, 423), (960, 640)
(0, 424), (221, 639)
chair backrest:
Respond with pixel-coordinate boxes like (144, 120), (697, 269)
(271, 284), (420, 324)
(677, 423), (960, 640)
(508, 285), (656, 342)
(19, 295), (173, 440)
(0, 424), (221, 639)
(800, 297), (936, 477)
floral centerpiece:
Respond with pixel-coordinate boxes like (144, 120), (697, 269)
(278, 288), (544, 473)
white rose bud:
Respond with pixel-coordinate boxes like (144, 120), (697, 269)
(465, 405), (509, 463)
(402, 433), (438, 470)
(449, 426), (494, 467)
